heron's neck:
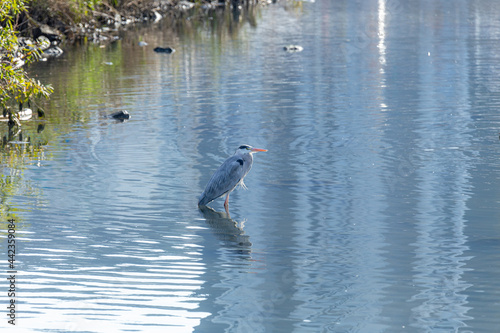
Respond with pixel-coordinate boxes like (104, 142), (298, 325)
(235, 152), (253, 160)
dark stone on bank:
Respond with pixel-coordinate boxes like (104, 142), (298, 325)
(42, 46), (63, 58)
(33, 24), (63, 44)
(154, 47), (175, 54)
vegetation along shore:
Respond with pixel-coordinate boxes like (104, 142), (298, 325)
(0, 0), (263, 125)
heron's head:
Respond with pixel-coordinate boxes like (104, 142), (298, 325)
(235, 144), (267, 155)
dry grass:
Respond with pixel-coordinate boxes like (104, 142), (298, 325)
(19, 1), (250, 41)
(18, 0), (163, 39)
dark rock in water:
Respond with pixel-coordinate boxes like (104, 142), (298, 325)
(283, 45), (304, 52)
(154, 47), (175, 54)
(110, 110), (131, 120)
(37, 123), (45, 134)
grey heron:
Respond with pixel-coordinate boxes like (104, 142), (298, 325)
(198, 144), (267, 212)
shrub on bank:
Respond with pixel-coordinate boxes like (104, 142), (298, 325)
(0, 0), (52, 116)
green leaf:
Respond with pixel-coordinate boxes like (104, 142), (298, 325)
(0, 0), (52, 111)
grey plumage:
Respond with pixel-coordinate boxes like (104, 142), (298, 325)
(198, 145), (267, 209)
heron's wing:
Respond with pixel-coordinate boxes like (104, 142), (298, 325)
(198, 156), (251, 205)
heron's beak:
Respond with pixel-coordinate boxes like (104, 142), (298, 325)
(251, 148), (267, 152)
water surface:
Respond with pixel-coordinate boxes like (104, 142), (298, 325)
(2, 0), (500, 332)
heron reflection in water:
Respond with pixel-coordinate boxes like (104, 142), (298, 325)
(199, 205), (251, 248)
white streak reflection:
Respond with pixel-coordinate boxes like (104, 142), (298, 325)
(378, 0), (387, 66)
(410, 2), (473, 329)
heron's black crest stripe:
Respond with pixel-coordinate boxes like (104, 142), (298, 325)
(237, 159), (244, 165)
(238, 145), (251, 150)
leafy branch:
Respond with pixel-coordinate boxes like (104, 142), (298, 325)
(0, 0), (53, 114)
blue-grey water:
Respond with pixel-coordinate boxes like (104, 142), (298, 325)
(2, 0), (500, 332)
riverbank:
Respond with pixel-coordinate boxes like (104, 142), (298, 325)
(21, 0), (262, 44)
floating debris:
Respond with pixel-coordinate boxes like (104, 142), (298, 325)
(284, 45), (304, 52)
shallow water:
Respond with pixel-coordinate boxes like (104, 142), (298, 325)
(2, 0), (500, 332)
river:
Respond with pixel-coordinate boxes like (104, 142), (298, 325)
(1, 0), (500, 332)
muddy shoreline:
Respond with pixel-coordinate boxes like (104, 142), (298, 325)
(21, 0), (265, 47)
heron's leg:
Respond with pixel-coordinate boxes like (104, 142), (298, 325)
(224, 193), (230, 213)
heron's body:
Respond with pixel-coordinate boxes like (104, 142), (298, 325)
(198, 145), (267, 212)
